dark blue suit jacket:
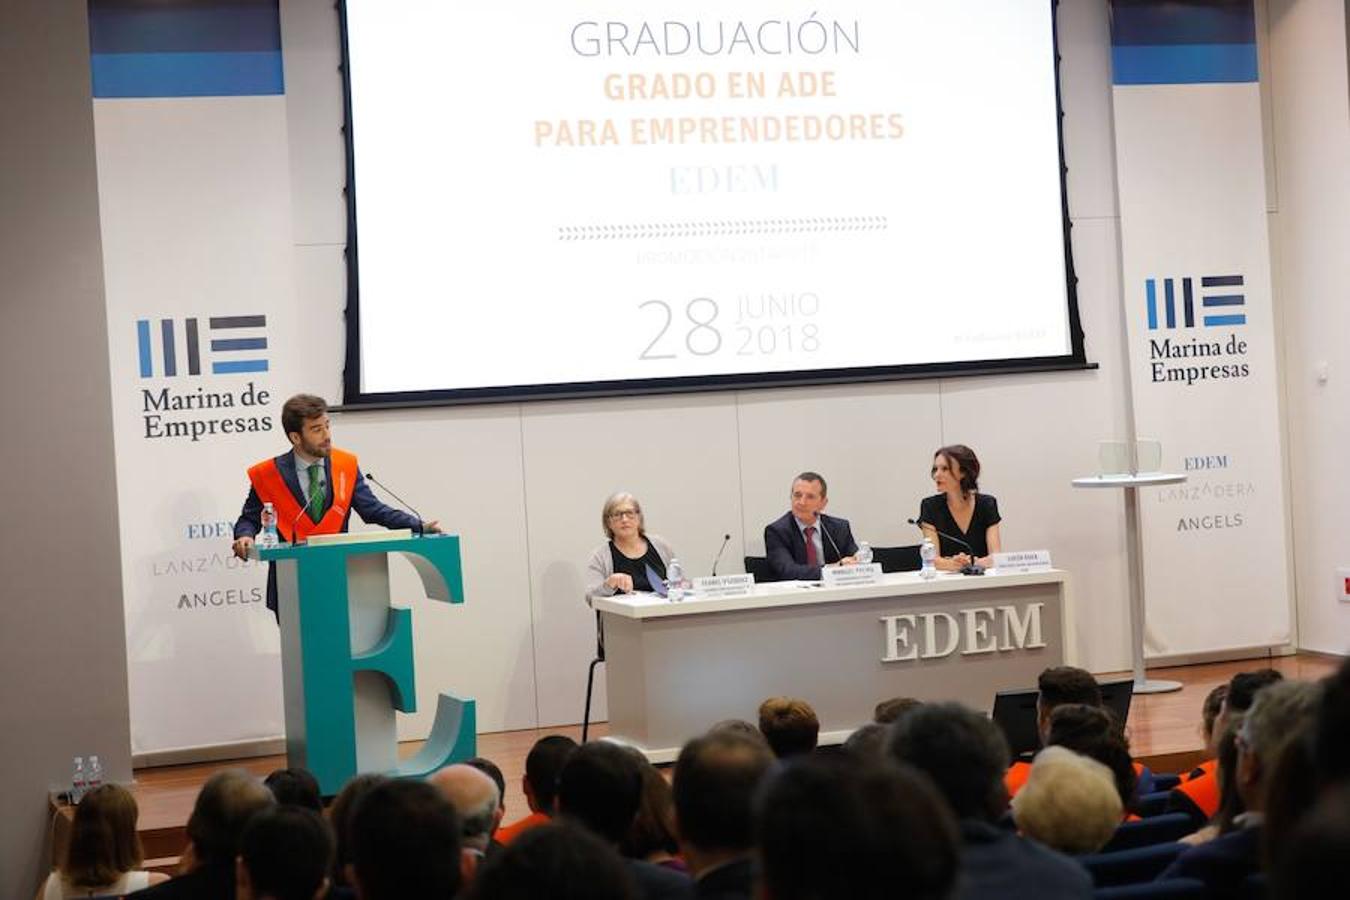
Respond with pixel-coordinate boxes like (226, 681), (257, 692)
(763, 511), (857, 581)
(233, 450), (423, 616)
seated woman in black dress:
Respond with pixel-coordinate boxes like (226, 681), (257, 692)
(585, 492), (676, 600)
(918, 444), (1002, 571)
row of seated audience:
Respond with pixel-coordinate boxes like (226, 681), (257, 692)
(39, 656), (1350, 899)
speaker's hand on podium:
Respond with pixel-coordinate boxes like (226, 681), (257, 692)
(421, 520), (443, 534)
(232, 535), (254, 560)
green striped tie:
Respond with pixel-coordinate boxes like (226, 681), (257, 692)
(307, 464), (325, 522)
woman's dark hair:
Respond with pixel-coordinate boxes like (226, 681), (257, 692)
(62, 784), (143, 888)
(467, 823), (636, 900)
(1211, 721), (1245, 834)
(619, 756), (679, 860)
(1262, 722), (1319, 871)
(934, 445), (981, 493)
(1046, 704), (1138, 812)
(328, 773), (389, 886)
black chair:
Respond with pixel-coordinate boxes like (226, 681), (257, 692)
(1101, 813), (1195, 853)
(871, 544), (921, 573)
(1081, 842), (1187, 887)
(1099, 678), (1136, 730)
(744, 555), (774, 583)
(991, 687), (1042, 757)
(1094, 879), (1207, 899)
(581, 611), (604, 742)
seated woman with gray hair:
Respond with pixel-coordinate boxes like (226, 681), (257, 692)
(1011, 746), (1122, 855)
(585, 492), (675, 600)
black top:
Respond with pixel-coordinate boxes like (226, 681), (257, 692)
(610, 540), (667, 592)
(918, 493), (1001, 558)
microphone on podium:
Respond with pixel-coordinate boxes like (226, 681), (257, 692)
(365, 471), (426, 531)
(818, 516), (846, 564)
(710, 533), (732, 576)
(907, 518), (985, 575)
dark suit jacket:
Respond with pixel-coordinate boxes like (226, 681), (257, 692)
(128, 861), (233, 899)
(694, 857), (753, 900)
(763, 511), (857, 581)
(1158, 824), (1262, 897)
(628, 858), (695, 900)
(233, 449), (424, 615)
(957, 819), (1092, 900)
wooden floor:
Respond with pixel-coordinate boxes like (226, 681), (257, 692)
(67, 652), (1341, 867)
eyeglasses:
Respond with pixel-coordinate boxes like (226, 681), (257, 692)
(608, 509), (639, 520)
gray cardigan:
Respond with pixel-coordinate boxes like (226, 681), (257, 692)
(585, 533), (675, 603)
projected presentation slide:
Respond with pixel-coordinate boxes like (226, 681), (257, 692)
(345, 1), (1073, 398)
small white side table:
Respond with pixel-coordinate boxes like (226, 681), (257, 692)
(1072, 473), (1188, 694)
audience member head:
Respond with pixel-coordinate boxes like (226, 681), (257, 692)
(1046, 703), (1137, 811)
(557, 741), (643, 845)
(327, 773), (388, 887)
(757, 696), (820, 758)
(61, 784), (144, 890)
(1226, 668), (1284, 715)
(1036, 666), (1102, 742)
(524, 735), (579, 816)
(1261, 722), (1320, 872)
(755, 755), (959, 900)
(619, 754), (679, 862)
(429, 764), (504, 852)
(1011, 746), (1122, 854)
(887, 701), (1010, 822)
(1270, 783), (1350, 900)
(673, 732), (774, 872)
(264, 767), (323, 812)
(1201, 683), (1229, 756)
(237, 806), (334, 900)
(873, 696), (923, 725)
(843, 723), (890, 760)
(467, 756), (507, 818)
(707, 718), (768, 747)
(349, 778), (462, 900)
(185, 769), (275, 867)
(1315, 656), (1350, 787)
(1235, 679), (1321, 813)
(466, 823), (637, 900)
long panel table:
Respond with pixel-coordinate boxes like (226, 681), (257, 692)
(592, 569), (1070, 761)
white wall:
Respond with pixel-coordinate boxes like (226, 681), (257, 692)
(1268, 0), (1350, 654)
(275, 0), (1339, 735)
(0, 2), (132, 896)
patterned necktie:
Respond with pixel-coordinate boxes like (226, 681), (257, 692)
(805, 526), (819, 567)
(306, 464), (325, 522)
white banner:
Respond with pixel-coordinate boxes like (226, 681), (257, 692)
(95, 96), (298, 754)
(1110, 3), (1291, 654)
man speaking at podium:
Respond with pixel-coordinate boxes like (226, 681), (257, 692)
(231, 393), (440, 619)
(763, 471), (858, 581)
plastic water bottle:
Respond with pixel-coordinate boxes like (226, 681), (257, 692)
(71, 757), (86, 804)
(666, 559), (685, 602)
(920, 538), (938, 580)
(856, 541), (873, 565)
(87, 756), (103, 793)
(259, 502), (279, 548)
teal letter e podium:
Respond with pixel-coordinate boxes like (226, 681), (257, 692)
(257, 533), (475, 795)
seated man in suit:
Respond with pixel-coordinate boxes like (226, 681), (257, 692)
(762, 471), (857, 581)
(231, 393), (441, 620)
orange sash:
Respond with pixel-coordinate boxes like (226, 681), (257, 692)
(1005, 760), (1033, 798)
(1173, 767), (1220, 819)
(248, 448), (357, 542)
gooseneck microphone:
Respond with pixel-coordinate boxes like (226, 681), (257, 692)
(907, 518), (985, 575)
(818, 515), (845, 563)
(364, 472), (425, 531)
(710, 533), (732, 577)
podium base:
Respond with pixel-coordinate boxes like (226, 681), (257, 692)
(1134, 678), (1184, 695)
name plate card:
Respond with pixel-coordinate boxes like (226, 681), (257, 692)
(992, 550), (1053, 574)
(692, 574), (755, 598)
(822, 563), (883, 587)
